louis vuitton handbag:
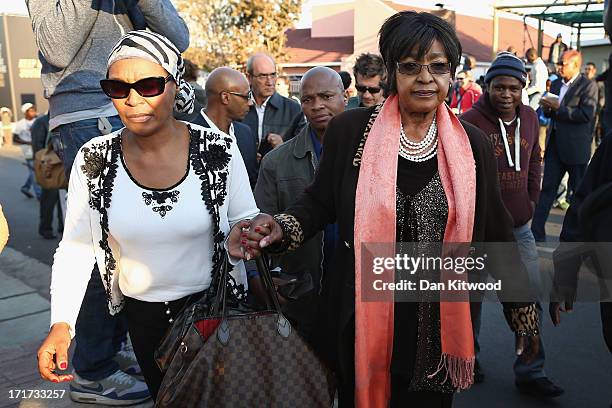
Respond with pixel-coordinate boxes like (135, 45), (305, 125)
(154, 254), (335, 407)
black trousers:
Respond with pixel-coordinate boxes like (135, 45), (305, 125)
(531, 139), (587, 241)
(38, 188), (62, 235)
(123, 292), (204, 401)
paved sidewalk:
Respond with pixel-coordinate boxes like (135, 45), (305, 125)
(0, 248), (152, 408)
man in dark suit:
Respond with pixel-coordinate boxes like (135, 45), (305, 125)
(242, 52), (301, 158)
(174, 68), (258, 189)
(531, 50), (599, 241)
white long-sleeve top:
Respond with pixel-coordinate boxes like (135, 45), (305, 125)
(50, 123), (259, 336)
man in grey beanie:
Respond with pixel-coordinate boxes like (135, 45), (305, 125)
(462, 52), (563, 398)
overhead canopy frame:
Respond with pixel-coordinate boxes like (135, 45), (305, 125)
(492, 0), (605, 59)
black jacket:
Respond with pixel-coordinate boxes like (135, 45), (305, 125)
(546, 74), (599, 165)
(553, 137), (612, 301)
(31, 113), (50, 155)
(241, 92), (301, 156)
(281, 106), (532, 393)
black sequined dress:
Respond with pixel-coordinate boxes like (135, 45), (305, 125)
(390, 154), (454, 394)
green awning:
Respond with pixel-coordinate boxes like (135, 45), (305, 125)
(526, 10), (604, 26)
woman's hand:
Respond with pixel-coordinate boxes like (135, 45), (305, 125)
(227, 214), (283, 260)
(242, 214), (284, 259)
(227, 220), (253, 259)
(515, 333), (540, 364)
(37, 323), (74, 383)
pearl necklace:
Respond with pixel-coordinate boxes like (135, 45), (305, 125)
(399, 118), (438, 162)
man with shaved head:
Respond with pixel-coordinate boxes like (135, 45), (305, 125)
(532, 50), (599, 242)
(253, 67), (346, 339)
(177, 67), (258, 188)
(242, 52), (301, 158)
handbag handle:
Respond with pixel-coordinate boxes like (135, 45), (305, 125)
(255, 253), (284, 314)
(254, 253), (291, 339)
(215, 252), (291, 345)
(210, 253), (230, 317)
(215, 252), (283, 317)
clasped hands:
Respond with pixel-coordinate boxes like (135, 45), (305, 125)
(228, 214), (283, 260)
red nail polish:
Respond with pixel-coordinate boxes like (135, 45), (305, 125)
(241, 240), (246, 245)
(254, 227), (261, 232)
(59, 362), (67, 370)
(52, 379), (59, 383)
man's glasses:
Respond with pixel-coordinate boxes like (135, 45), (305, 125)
(356, 84), (382, 94)
(396, 62), (452, 76)
(253, 72), (278, 80)
(100, 75), (173, 99)
(224, 90), (253, 100)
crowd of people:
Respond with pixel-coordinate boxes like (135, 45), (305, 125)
(0, 1), (606, 407)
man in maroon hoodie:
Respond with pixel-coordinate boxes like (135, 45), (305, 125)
(462, 52), (563, 398)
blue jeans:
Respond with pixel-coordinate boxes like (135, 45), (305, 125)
(52, 116), (127, 380)
(472, 223), (546, 381)
(531, 140), (587, 241)
(22, 158), (42, 199)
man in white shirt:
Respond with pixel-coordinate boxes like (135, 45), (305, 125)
(525, 48), (549, 110)
(13, 103), (40, 199)
(176, 67), (259, 190)
(200, 68), (258, 189)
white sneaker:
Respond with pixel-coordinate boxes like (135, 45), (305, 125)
(69, 370), (150, 406)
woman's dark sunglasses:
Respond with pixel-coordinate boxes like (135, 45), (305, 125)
(396, 62), (452, 76)
(100, 75), (173, 99)
(355, 84), (382, 94)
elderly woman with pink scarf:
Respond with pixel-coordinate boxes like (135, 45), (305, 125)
(229, 11), (539, 408)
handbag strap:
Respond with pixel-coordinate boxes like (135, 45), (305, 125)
(255, 253), (284, 314)
(214, 251), (291, 345)
(214, 252), (283, 319)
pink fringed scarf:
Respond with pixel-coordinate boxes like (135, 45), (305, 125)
(354, 95), (476, 407)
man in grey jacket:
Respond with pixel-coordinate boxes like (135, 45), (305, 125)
(254, 67), (345, 340)
(25, 1), (189, 404)
(242, 52), (301, 158)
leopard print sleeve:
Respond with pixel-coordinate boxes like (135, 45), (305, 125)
(267, 213), (304, 254)
(503, 304), (539, 336)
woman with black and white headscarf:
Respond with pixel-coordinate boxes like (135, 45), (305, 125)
(36, 31), (259, 400)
